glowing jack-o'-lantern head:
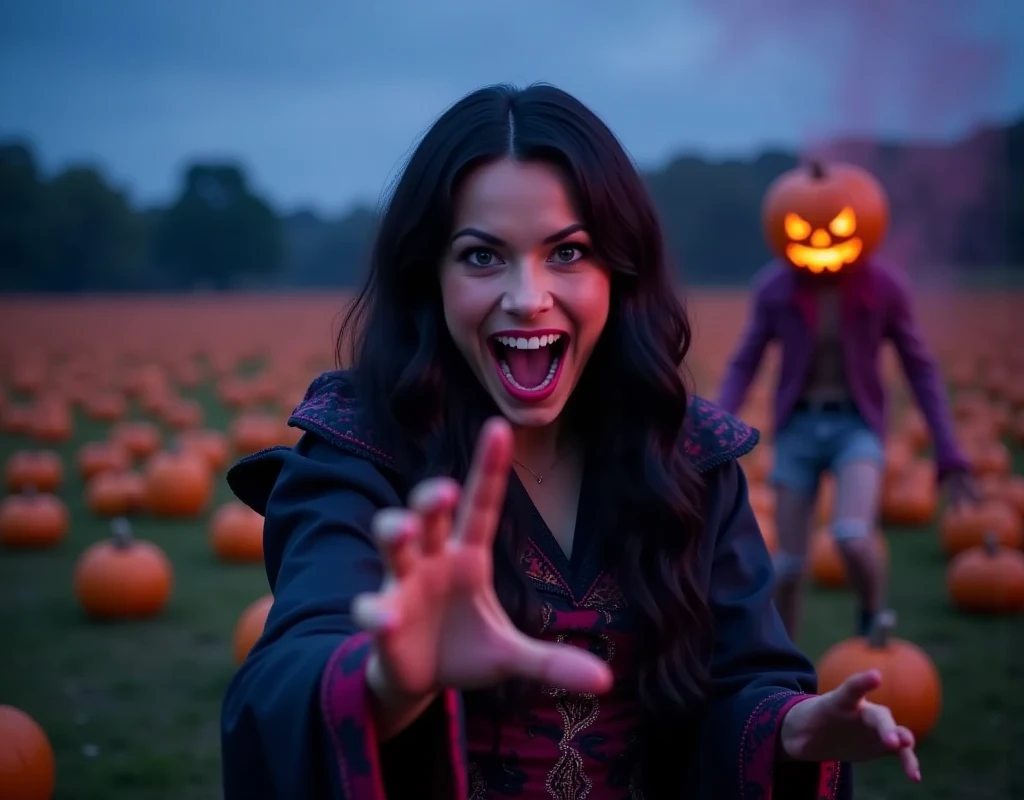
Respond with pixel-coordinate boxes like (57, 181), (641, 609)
(763, 161), (889, 274)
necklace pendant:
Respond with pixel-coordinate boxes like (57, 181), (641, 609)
(536, 477), (543, 484)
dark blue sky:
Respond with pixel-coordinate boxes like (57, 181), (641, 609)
(2, 0), (1020, 214)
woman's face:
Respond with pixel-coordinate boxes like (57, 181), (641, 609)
(440, 158), (611, 429)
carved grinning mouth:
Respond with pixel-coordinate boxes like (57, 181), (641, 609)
(786, 237), (863, 273)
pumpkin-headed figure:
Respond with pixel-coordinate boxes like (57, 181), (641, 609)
(763, 161), (889, 274)
(720, 155), (976, 643)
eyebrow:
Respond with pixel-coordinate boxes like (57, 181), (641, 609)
(449, 222), (586, 247)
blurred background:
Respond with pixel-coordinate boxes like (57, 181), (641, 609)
(0, 2), (1021, 799)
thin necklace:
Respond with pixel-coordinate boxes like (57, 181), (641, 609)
(513, 452), (565, 485)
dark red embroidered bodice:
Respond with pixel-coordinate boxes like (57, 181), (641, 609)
(464, 472), (645, 800)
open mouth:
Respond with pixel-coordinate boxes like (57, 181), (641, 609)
(786, 237), (863, 273)
(488, 331), (569, 401)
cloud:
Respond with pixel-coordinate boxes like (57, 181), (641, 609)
(0, 0), (1020, 211)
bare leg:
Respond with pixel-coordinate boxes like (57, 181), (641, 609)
(773, 486), (819, 642)
(831, 458), (886, 634)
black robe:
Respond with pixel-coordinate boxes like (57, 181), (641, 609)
(220, 370), (852, 800)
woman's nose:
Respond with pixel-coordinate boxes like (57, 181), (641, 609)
(499, 264), (554, 318)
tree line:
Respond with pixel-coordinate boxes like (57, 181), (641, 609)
(1, 114), (1020, 293)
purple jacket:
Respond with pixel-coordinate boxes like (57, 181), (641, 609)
(717, 259), (968, 479)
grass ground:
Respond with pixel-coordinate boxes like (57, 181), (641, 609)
(2, 379), (1022, 800)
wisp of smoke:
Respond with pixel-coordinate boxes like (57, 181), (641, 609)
(690, 0), (1011, 281)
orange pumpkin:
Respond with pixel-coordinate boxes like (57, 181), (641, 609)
(123, 364), (167, 398)
(0, 705), (55, 800)
(976, 474), (1004, 503)
(219, 378), (255, 410)
(980, 474), (1024, 517)
(74, 518), (173, 619)
(939, 499), (1022, 558)
(3, 450), (63, 494)
(230, 412), (291, 456)
(85, 471), (146, 517)
(10, 360), (47, 393)
(162, 397), (205, 430)
(248, 373), (283, 405)
(176, 429), (230, 472)
(82, 391), (127, 422)
(143, 449), (213, 518)
(883, 436), (914, 484)
(139, 387), (174, 417)
(958, 418), (1000, 449)
(952, 389), (990, 422)
(111, 421), (162, 461)
(1, 405), (33, 436)
(234, 594), (274, 664)
(762, 161), (889, 274)
(809, 527), (889, 589)
(76, 441), (131, 481)
(963, 439), (1011, 477)
(947, 534), (1024, 615)
(817, 611), (941, 741)
(0, 489), (69, 549)
(881, 460), (937, 526)
(172, 360), (202, 389)
(210, 501), (265, 563)
(27, 400), (73, 444)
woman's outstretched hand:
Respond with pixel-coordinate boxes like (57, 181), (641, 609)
(353, 417), (613, 716)
(780, 670), (921, 782)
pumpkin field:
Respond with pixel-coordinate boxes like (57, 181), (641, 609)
(0, 290), (1022, 800)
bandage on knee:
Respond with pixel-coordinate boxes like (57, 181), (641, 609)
(831, 518), (872, 542)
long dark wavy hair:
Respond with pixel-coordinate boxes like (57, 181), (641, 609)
(337, 83), (712, 723)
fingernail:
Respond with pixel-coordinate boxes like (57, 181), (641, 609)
(425, 480), (458, 510)
(914, 770), (922, 782)
(360, 604), (396, 630)
(375, 508), (416, 540)
(379, 521), (411, 544)
(437, 480), (459, 505)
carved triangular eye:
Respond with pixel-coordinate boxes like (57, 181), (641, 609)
(829, 206), (857, 237)
(784, 213), (812, 240)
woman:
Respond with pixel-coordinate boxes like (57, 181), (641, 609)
(222, 84), (920, 799)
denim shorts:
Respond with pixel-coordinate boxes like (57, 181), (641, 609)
(770, 409), (884, 496)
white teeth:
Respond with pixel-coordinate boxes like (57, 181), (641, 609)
(495, 333), (562, 349)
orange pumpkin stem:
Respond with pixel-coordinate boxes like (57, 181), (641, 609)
(867, 609), (897, 648)
(807, 160), (826, 180)
(111, 517), (134, 549)
(982, 532), (999, 556)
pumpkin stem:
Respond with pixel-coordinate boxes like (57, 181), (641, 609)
(867, 609), (897, 648)
(808, 160), (826, 180)
(111, 517), (134, 549)
(982, 532), (1000, 556)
